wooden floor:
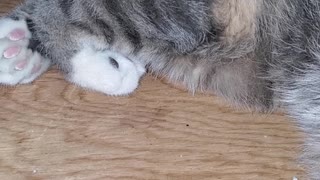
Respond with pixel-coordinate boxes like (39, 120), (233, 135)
(0, 1), (305, 180)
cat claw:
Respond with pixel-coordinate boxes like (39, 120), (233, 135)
(0, 18), (50, 85)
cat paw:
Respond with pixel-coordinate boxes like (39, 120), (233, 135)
(0, 18), (50, 85)
(70, 47), (145, 95)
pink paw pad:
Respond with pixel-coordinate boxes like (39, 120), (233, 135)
(31, 62), (42, 74)
(14, 59), (28, 71)
(8, 29), (26, 41)
(3, 46), (21, 59)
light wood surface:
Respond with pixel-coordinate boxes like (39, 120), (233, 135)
(0, 1), (305, 180)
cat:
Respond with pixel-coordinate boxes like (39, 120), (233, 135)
(0, 0), (319, 179)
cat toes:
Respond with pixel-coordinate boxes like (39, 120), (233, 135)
(69, 47), (145, 95)
(0, 18), (50, 85)
(18, 52), (51, 84)
(0, 18), (31, 39)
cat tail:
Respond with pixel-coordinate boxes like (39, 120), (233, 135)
(270, 33), (320, 179)
(277, 63), (320, 179)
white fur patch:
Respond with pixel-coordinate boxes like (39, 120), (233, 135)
(69, 47), (145, 95)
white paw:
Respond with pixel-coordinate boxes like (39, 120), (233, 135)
(0, 18), (50, 85)
(70, 47), (145, 96)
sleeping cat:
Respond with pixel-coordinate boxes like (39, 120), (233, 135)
(0, 0), (319, 179)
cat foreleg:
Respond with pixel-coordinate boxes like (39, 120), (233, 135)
(68, 47), (145, 96)
(0, 18), (50, 85)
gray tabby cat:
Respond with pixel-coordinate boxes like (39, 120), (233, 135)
(0, 0), (319, 179)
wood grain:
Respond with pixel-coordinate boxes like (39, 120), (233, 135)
(0, 1), (304, 180)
